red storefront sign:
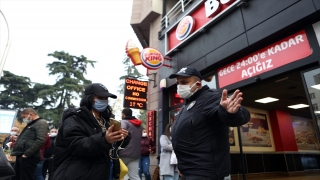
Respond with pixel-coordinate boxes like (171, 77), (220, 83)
(147, 110), (156, 142)
(217, 30), (312, 88)
(168, 0), (238, 52)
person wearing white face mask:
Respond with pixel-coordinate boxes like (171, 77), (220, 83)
(2, 127), (20, 150)
(42, 128), (58, 180)
(11, 108), (49, 180)
(168, 66), (251, 180)
(139, 129), (156, 180)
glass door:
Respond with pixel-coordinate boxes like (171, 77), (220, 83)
(302, 67), (320, 147)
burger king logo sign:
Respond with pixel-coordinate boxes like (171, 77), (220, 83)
(140, 48), (164, 70)
(176, 16), (195, 41)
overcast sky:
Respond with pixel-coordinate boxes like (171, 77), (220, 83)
(0, 0), (146, 115)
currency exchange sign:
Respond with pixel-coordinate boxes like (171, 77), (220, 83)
(123, 78), (148, 110)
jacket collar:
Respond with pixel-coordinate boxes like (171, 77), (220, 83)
(78, 107), (103, 130)
(185, 85), (209, 104)
(26, 117), (42, 126)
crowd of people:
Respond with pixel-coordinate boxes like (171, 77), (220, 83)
(1, 66), (250, 180)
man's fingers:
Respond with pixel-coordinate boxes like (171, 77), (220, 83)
(221, 89), (228, 102)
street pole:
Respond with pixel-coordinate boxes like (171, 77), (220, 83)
(0, 9), (11, 80)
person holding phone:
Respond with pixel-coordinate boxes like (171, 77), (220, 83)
(53, 83), (131, 180)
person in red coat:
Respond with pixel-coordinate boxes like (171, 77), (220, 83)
(139, 129), (156, 180)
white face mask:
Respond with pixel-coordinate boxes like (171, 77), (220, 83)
(177, 82), (199, 99)
(10, 132), (17, 136)
(50, 133), (57, 137)
(142, 133), (147, 137)
(23, 115), (32, 124)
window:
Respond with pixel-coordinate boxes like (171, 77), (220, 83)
(313, 104), (318, 111)
(310, 93), (316, 99)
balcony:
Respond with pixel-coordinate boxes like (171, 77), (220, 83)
(130, 0), (162, 48)
(161, 0), (193, 30)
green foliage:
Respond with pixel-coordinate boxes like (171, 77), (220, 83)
(118, 56), (144, 94)
(0, 71), (33, 110)
(137, 109), (147, 128)
(0, 51), (96, 127)
(45, 51), (96, 126)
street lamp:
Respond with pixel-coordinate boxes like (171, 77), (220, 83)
(0, 9), (11, 80)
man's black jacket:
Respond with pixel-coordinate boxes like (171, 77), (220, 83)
(53, 107), (130, 180)
(172, 85), (250, 179)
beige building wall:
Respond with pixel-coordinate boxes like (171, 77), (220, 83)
(130, 0), (142, 24)
(146, 15), (162, 178)
(130, 0), (164, 177)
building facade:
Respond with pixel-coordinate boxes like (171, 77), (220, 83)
(131, 0), (320, 178)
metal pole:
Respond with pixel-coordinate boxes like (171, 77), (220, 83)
(0, 9), (11, 80)
(237, 126), (246, 180)
(180, 0), (185, 12)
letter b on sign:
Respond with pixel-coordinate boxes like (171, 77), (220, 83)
(204, 0), (221, 18)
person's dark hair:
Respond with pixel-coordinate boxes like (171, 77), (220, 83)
(101, 105), (113, 121)
(80, 94), (95, 110)
(122, 108), (132, 117)
(163, 123), (172, 139)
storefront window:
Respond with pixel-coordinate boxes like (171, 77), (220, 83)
(169, 108), (181, 123)
(303, 68), (320, 131)
(202, 74), (216, 89)
(169, 88), (184, 106)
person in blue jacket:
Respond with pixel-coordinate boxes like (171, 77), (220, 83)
(169, 67), (251, 180)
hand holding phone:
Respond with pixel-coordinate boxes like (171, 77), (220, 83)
(109, 118), (121, 131)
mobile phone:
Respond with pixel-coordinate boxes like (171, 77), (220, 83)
(109, 118), (121, 131)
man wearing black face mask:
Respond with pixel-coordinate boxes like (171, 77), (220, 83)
(169, 67), (251, 180)
(53, 83), (131, 180)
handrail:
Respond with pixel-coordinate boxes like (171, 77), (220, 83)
(161, 0), (193, 30)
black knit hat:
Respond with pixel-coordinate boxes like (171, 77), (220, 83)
(84, 83), (117, 98)
(169, 66), (202, 80)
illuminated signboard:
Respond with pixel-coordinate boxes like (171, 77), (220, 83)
(147, 110), (156, 143)
(123, 78), (148, 110)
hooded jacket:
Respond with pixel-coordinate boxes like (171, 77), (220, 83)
(119, 116), (143, 158)
(172, 85), (250, 179)
(53, 107), (130, 180)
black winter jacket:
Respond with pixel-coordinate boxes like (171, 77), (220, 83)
(53, 107), (130, 180)
(171, 85), (250, 179)
(44, 136), (55, 158)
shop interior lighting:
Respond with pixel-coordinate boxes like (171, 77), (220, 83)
(314, 111), (320, 114)
(288, 104), (309, 109)
(311, 84), (320, 90)
(255, 97), (279, 103)
(275, 77), (288, 82)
